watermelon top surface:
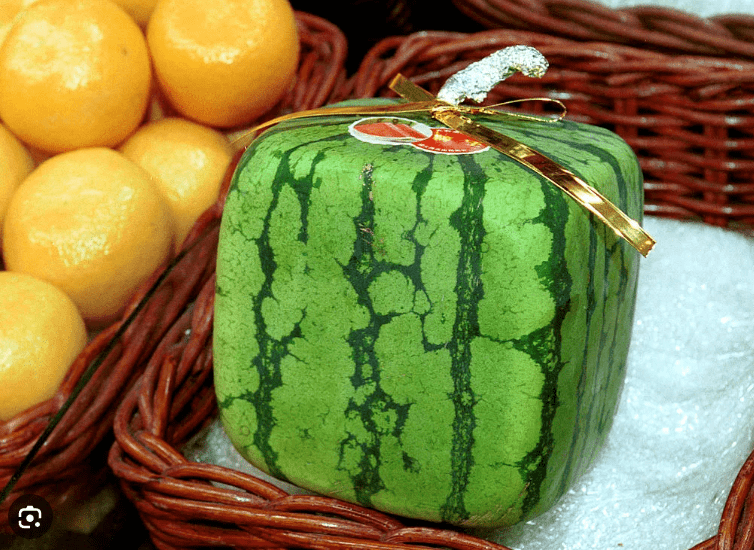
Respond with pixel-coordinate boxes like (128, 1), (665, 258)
(213, 99), (643, 528)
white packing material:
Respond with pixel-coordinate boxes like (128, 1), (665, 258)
(589, 0), (754, 18)
(494, 216), (754, 549)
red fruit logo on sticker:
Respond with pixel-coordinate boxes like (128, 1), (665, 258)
(349, 117), (488, 155)
(349, 117), (432, 145)
(412, 128), (489, 154)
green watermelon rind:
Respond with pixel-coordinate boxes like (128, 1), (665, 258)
(213, 99), (642, 528)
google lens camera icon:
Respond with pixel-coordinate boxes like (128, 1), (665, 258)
(8, 494), (52, 538)
(17, 505), (43, 529)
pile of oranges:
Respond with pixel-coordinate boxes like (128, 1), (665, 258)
(0, 0), (300, 421)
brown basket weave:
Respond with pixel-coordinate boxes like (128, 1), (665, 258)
(452, 0), (754, 58)
(0, 10), (347, 533)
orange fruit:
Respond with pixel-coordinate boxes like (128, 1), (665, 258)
(119, 117), (233, 249)
(111, 0), (157, 27)
(3, 147), (174, 326)
(147, 0), (299, 128)
(0, 122), (34, 243)
(0, 271), (87, 421)
(0, 0), (152, 153)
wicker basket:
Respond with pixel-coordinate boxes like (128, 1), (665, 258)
(0, 10), (347, 533)
(108, 201), (754, 549)
(106, 19), (754, 550)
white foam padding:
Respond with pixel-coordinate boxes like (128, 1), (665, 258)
(590, 0), (754, 18)
(493, 216), (754, 549)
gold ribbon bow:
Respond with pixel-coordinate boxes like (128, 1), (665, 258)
(233, 75), (655, 257)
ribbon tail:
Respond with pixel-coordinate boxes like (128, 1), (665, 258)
(445, 111), (655, 256)
(390, 74), (655, 257)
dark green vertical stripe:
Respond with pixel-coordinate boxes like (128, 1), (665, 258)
(579, 221), (612, 462)
(290, 150), (323, 244)
(340, 162), (385, 505)
(580, 146), (634, 441)
(246, 141), (329, 479)
(516, 175), (571, 517)
(440, 155), (486, 523)
(247, 155), (298, 479)
(408, 155), (447, 355)
(338, 156), (441, 507)
(597, 240), (629, 435)
(556, 213), (599, 495)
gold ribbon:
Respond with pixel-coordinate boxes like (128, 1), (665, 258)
(232, 75), (655, 257)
